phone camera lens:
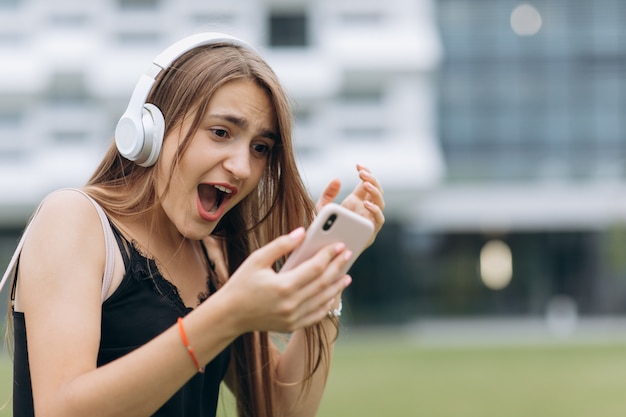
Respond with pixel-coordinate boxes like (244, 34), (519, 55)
(323, 214), (337, 231)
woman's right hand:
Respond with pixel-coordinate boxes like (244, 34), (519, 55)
(215, 227), (353, 334)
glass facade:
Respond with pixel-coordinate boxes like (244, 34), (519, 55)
(360, 0), (626, 323)
(438, 0), (626, 182)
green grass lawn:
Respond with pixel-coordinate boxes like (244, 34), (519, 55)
(318, 334), (626, 417)
(1, 331), (625, 417)
(0, 355), (9, 417)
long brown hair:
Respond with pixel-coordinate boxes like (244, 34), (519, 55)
(86, 42), (336, 417)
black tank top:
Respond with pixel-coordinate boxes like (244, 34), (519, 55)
(13, 223), (231, 417)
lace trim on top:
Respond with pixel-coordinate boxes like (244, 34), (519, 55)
(124, 238), (216, 316)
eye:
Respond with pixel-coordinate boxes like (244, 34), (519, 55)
(252, 142), (272, 157)
(210, 128), (229, 139)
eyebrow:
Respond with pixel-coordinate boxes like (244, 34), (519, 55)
(213, 114), (279, 142)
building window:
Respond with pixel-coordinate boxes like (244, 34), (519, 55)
(115, 31), (161, 46)
(268, 11), (308, 47)
(117, 0), (159, 10)
(0, 109), (25, 162)
(47, 72), (88, 103)
(0, 0), (20, 9)
(47, 13), (90, 28)
(0, 32), (23, 45)
(339, 11), (384, 26)
(191, 13), (235, 28)
(0, 110), (22, 128)
(339, 89), (383, 105)
(52, 131), (88, 144)
(341, 127), (386, 142)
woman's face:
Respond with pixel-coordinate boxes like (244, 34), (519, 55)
(157, 78), (278, 240)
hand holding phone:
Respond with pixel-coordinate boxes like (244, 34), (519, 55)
(280, 203), (374, 275)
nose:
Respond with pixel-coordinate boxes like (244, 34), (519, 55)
(222, 143), (251, 181)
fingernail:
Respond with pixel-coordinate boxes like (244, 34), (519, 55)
(335, 242), (346, 252)
(344, 250), (353, 261)
(344, 276), (353, 287)
(289, 227), (305, 239)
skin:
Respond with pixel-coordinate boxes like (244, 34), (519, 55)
(14, 79), (385, 417)
(156, 78), (278, 242)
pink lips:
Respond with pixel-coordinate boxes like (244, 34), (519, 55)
(196, 183), (238, 222)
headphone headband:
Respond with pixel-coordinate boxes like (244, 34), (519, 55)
(115, 32), (254, 167)
(153, 32), (253, 71)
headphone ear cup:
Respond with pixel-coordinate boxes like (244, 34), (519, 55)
(137, 103), (165, 167)
(115, 113), (144, 162)
(117, 33), (251, 167)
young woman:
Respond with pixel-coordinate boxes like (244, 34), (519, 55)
(8, 33), (384, 417)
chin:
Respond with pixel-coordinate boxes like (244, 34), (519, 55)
(182, 222), (217, 241)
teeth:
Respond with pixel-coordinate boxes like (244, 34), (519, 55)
(213, 185), (233, 194)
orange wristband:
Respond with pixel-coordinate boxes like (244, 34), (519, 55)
(177, 317), (204, 373)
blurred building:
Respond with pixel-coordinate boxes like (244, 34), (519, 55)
(0, 0), (443, 225)
(2, 0), (626, 323)
(0, 0), (443, 320)
(403, 0), (626, 321)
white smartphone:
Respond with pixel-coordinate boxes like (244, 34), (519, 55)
(280, 203), (374, 275)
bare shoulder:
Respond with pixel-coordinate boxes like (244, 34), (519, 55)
(16, 189), (109, 387)
(26, 189), (107, 237)
(17, 188), (107, 309)
(22, 188), (106, 265)
(38, 188), (101, 218)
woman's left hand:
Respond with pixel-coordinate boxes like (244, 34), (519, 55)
(316, 164), (385, 248)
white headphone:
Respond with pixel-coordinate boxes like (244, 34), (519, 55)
(115, 32), (253, 167)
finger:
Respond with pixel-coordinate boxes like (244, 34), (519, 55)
(316, 178), (342, 211)
(364, 200), (386, 227)
(296, 247), (353, 304)
(273, 244), (350, 328)
(362, 201), (385, 248)
(348, 167), (383, 204)
(348, 181), (369, 202)
(364, 181), (385, 210)
(278, 240), (349, 324)
(298, 276), (352, 327)
(250, 227), (306, 267)
(358, 166), (384, 195)
(298, 300), (337, 328)
(293, 301), (334, 330)
(287, 242), (349, 290)
(356, 163), (370, 173)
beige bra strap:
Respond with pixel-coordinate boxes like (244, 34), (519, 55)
(67, 189), (115, 301)
(0, 188), (115, 302)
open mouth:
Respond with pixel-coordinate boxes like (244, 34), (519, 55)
(198, 183), (234, 214)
